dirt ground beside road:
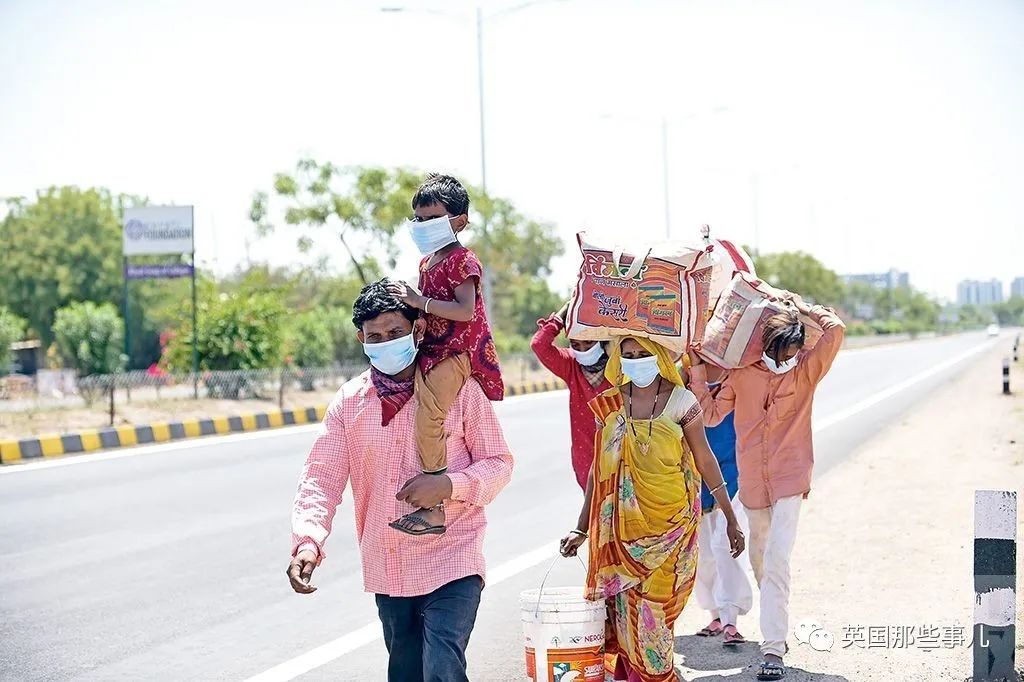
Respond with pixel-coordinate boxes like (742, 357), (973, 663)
(670, 342), (1023, 681)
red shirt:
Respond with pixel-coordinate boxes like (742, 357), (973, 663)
(418, 246), (504, 401)
(530, 315), (611, 491)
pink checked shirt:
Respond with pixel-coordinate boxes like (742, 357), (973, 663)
(291, 371), (514, 598)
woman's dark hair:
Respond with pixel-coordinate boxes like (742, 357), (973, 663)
(762, 306), (805, 362)
(412, 173), (470, 216)
(351, 278), (419, 330)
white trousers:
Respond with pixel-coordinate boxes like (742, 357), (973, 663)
(745, 494), (803, 658)
(695, 495), (753, 627)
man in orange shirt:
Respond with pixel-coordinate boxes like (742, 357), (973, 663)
(689, 293), (845, 681)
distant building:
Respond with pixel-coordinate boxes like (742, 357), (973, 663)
(1011, 277), (1024, 300)
(957, 279), (1003, 306)
(842, 269), (910, 290)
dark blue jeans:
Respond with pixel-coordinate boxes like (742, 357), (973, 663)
(374, 574), (483, 682)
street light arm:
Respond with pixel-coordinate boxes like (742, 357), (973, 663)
(487, 0), (569, 19)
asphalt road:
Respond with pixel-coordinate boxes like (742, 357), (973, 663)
(0, 331), (1008, 682)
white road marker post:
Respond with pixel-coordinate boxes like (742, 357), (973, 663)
(973, 490), (1017, 681)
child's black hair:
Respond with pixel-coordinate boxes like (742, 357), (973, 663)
(351, 278), (419, 330)
(412, 173), (470, 216)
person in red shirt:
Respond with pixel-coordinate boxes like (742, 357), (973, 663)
(388, 174), (503, 536)
(530, 302), (611, 491)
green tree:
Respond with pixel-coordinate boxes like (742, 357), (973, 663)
(0, 306), (28, 372)
(992, 297), (1024, 326)
(284, 310), (334, 369)
(52, 301), (124, 376)
(0, 187), (131, 345)
(753, 251), (845, 305)
(841, 281), (882, 320)
(957, 303), (991, 328)
(464, 191), (565, 340)
(0, 186), (174, 368)
(322, 306), (366, 366)
(163, 286), (287, 371)
(250, 163), (422, 285)
(250, 163), (567, 351)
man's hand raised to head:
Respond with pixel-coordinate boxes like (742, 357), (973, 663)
(287, 549), (319, 595)
(396, 473), (453, 509)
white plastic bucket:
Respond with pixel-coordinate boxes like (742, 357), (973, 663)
(520, 586), (606, 682)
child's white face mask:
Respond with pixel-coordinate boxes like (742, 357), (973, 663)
(406, 216), (458, 256)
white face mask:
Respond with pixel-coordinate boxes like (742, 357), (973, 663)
(572, 344), (605, 367)
(762, 351), (798, 375)
(620, 356), (661, 388)
(406, 216), (458, 256)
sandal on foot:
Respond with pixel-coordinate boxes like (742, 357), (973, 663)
(755, 661), (786, 680)
(722, 626), (747, 646)
(389, 513), (446, 536)
(696, 619), (724, 637)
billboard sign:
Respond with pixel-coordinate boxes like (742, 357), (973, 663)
(122, 206), (194, 256)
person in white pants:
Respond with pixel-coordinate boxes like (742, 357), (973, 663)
(689, 294), (845, 680)
(695, 492), (753, 643)
(691, 369), (753, 646)
(744, 494), (802, 662)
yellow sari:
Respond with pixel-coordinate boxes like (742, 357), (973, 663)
(585, 337), (703, 681)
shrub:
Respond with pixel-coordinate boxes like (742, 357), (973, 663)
(52, 302), (124, 376)
(163, 291), (287, 371)
(0, 306), (27, 371)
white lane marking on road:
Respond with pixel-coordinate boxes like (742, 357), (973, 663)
(0, 390), (568, 476)
(243, 540), (562, 682)
(245, 335), (1001, 681)
(813, 338), (996, 432)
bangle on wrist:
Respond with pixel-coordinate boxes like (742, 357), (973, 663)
(569, 529), (588, 538)
(709, 481), (727, 495)
(423, 298), (432, 314)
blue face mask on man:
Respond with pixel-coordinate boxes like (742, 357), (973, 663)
(406, 215), (458, 256)
(363, 333), (417, 375)
(619, 356), (661, 388)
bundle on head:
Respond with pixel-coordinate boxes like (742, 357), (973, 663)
(761, 304), (805, 363)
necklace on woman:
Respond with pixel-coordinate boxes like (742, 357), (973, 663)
(626, 377), (663, 455)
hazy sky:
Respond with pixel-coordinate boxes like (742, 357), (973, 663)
(2, 0), (1022, 301)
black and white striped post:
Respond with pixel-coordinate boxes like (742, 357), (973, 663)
(974, 489), (1017, 682)
(1003, 359), (1011, 395)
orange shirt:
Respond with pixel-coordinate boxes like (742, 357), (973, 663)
(689, 306), (845, 510)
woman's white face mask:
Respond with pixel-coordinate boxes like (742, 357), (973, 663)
(762, 352), (798, 375)
(620, 355), (661, 387)
(572, 343), (604, 367)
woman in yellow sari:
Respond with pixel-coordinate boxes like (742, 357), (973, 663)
(561, 336), (745, 682)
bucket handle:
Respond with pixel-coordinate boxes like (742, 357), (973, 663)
(533, 553), (588, 619)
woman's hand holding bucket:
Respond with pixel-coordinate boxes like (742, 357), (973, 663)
(559, 529), (587, 557)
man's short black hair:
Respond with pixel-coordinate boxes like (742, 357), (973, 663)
(351, 278), (419, 330)
(412, 173), (470, 216)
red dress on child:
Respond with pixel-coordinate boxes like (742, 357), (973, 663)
(417, 246), (504, 401)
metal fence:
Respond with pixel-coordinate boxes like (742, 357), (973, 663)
(0, 353), (550, 416)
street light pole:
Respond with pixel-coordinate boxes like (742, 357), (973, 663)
(473, 6), (496, 322)
(661, 117), (670, 239)
(476, 6), (487, 194)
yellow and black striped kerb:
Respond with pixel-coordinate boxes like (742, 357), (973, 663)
(0, 405), (329, 465)
(504, 378), (567, 397)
